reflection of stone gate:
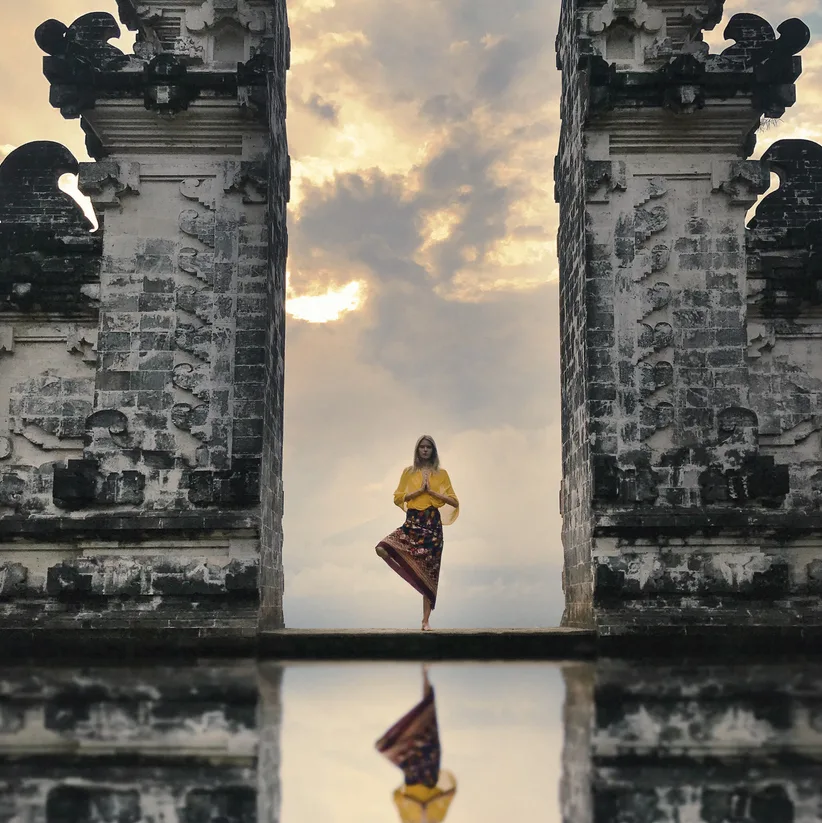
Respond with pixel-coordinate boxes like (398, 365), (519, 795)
(556, 0), (822, 638)
(0, 0), (289, 639)
(0, 662), (282, 823)
(561, 661), (822, 823)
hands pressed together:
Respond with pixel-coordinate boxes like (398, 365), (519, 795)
(404, 472), (438, 503)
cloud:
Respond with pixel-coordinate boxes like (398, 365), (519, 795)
(286, 0), (562, 304)
(476, 35), (536, 100)
(302, 92), (341, 124)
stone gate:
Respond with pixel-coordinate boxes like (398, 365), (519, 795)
(557, 0), (821, 638)
(0, 0), (289, 639)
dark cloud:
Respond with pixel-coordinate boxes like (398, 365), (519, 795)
(293, 127), (515, 286)
(448, 0), (548, 37)
(292, 170), (424, 280)
(303, 93), (340, 124)
(419, 94), (472, 124)
(513, 224), (553, 239)
(476, 36), (536, 100)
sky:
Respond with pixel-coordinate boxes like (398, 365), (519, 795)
(2, 1), (821, 629)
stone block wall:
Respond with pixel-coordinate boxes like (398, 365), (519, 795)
(260, 4), (290, 631)
(556, 0), (822, 635)
(556, 0), (595, 628)
(0, 0), (290, 633)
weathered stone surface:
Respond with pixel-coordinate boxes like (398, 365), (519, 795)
(557, 0), (821, 635)
(258, 0), (290, 631)
(0, 1), (289, 634)
(41, 556), (257, 598)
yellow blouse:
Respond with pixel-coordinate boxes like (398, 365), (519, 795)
(393, 772), (457, 823)
(393, 468), (459, 525)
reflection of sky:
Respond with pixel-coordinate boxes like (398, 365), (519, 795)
(281, 662), (565, 822)
(2, 2), (821, 630)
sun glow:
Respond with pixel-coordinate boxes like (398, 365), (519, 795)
(485, 236), (556, 269)
(287, 278), (365, 323)
(418, 205), (464, 253)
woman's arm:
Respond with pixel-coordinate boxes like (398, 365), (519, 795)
(428, 489), (458, 507)
(393, 469), (410, 508)
(429, 471), (459, 508)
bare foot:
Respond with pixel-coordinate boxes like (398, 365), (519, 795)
(376, 545), (388, 559)
(421, 622), (432, 632)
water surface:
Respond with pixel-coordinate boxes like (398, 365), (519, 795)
(1, 659), (816, 822)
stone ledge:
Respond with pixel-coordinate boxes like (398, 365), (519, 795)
(258, 628), (598, 661)
(597, 624), (822, 659)
(7, 625), (822, 662)
(0, 627), (258, 661)
(0, 627), (597, 662)
(0, 512), (259, 541)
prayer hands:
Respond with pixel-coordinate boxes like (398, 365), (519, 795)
(404, 472), (431, 503)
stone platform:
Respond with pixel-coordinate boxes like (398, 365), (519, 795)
(0, 627), (594, 661)
(259, 627), (597, 660)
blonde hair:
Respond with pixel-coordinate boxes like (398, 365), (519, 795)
(412, 434), (440, 472)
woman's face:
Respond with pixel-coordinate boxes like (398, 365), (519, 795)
(417, 440), (433, 462)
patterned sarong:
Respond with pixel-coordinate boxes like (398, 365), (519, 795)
(377, 507), (443, 608)
(375, 681), (441, 788)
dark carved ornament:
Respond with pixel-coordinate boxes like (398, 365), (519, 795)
(144, 53), (199, 113)
(584, 13), (810, 118)
(0, 142), (101, 316)
(34, 10), (270, 126)
(35, 13), (133, 118)
(114, 0), (142, 33)
(35, 12), (130, 72)
(747, 139), (822, 317)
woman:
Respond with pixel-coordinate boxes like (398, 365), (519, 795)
(376, 435), (459, 631)
(375, 665), (457, 823)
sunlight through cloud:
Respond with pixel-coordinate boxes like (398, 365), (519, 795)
(418, 204), (464, 253)
(287, 279), (365, 323)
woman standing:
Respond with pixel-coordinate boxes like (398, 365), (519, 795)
(376, 435), (459, 631)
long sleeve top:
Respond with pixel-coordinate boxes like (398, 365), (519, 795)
(393, 467), (459, 525)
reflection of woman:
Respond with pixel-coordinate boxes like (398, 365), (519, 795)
(375, 666), (457, 823)
(375, 435), (459, 631)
